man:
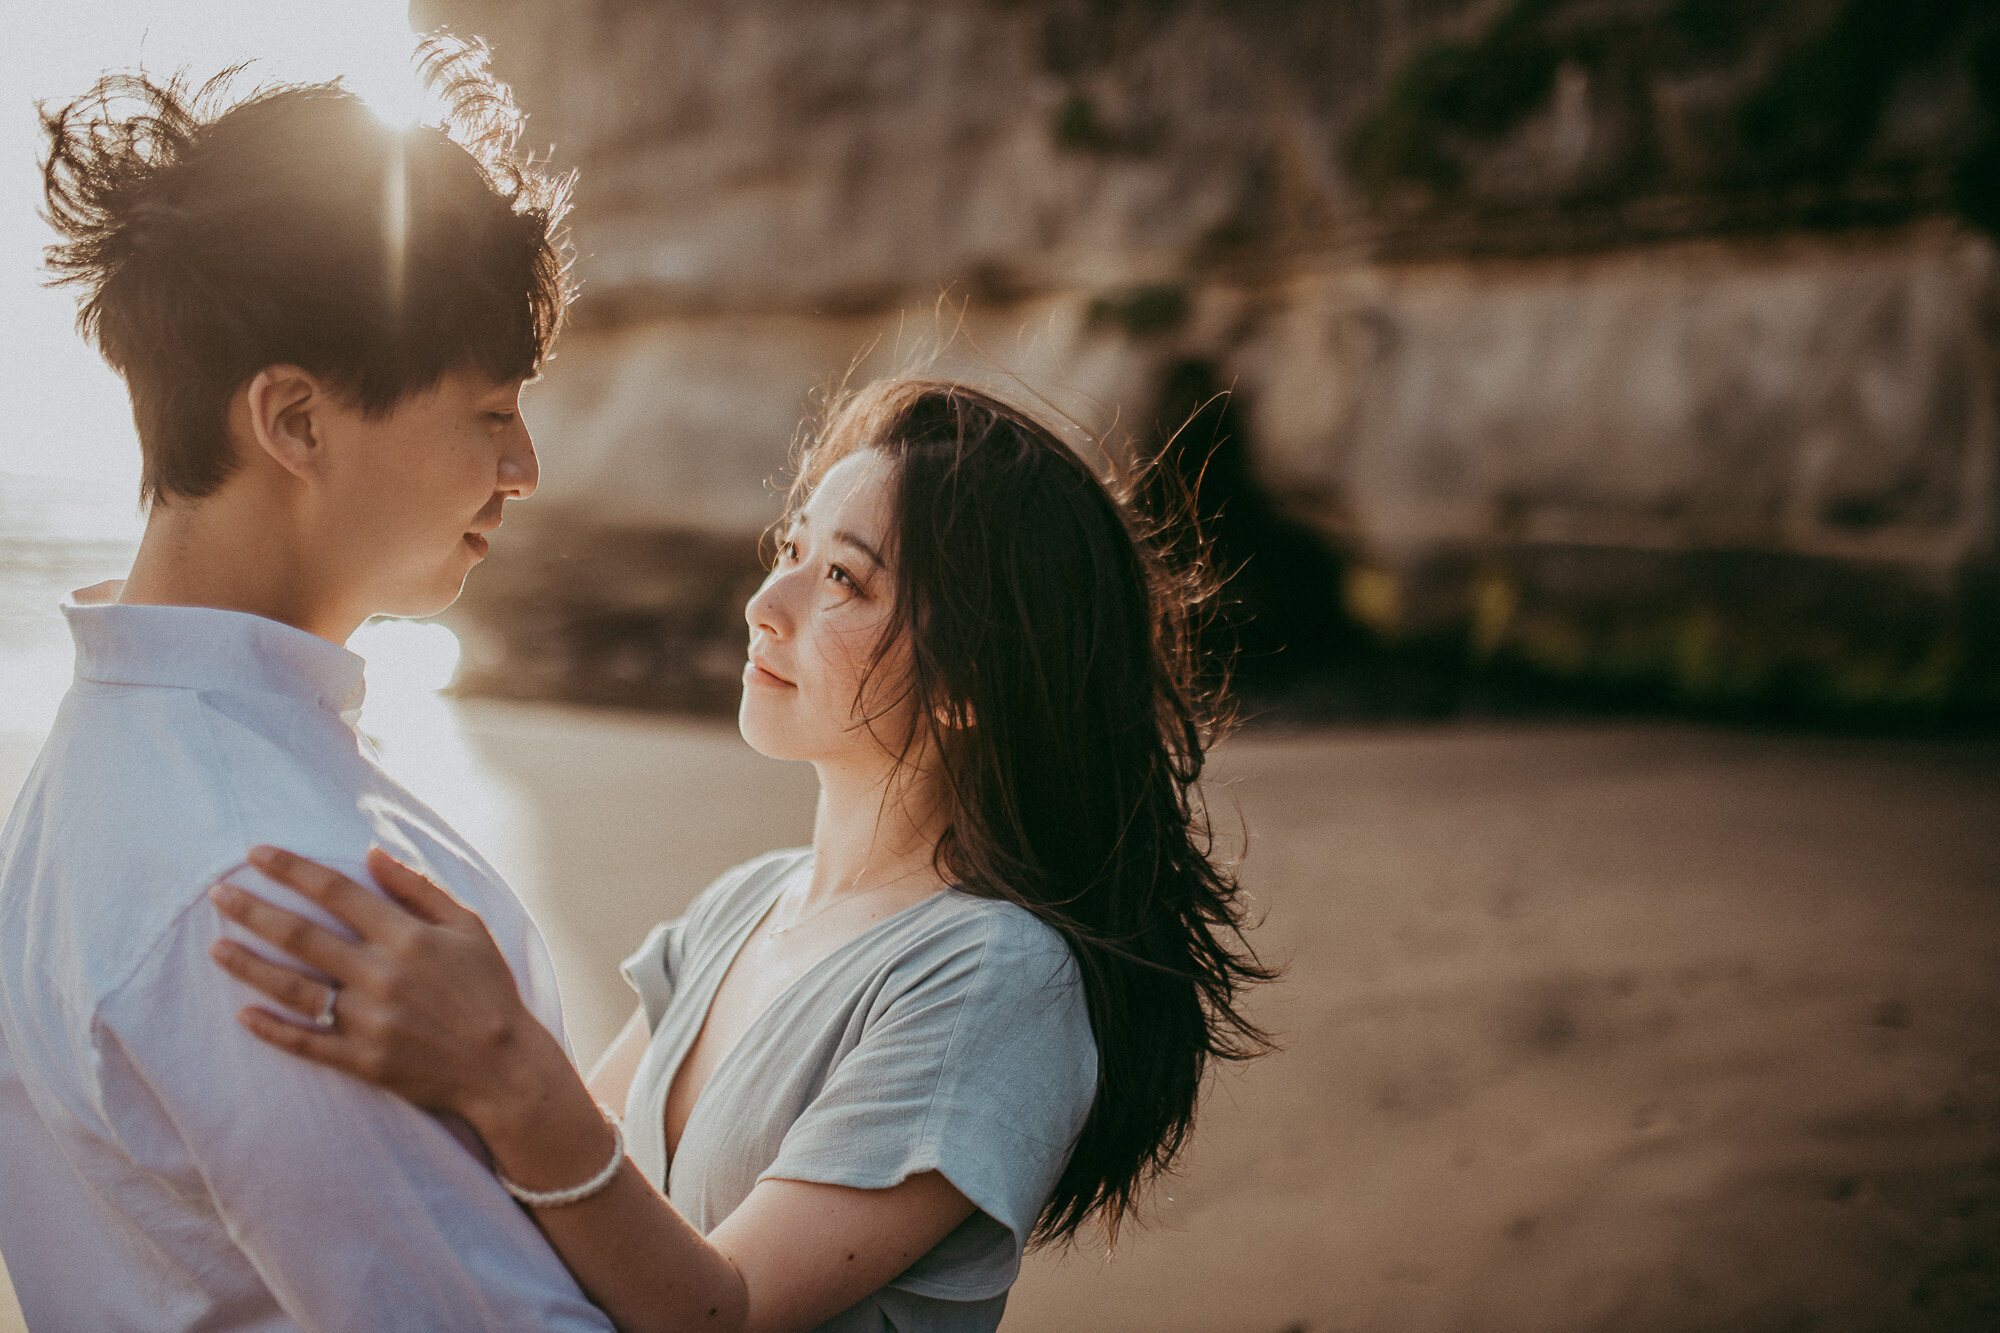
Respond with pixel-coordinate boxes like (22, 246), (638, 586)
(0, 40), (615, 1330)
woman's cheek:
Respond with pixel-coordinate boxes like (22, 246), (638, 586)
(811, 629), (867, 706)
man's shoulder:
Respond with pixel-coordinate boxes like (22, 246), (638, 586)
(0, 687), (386, 1014)
(31, 675), (370, 820)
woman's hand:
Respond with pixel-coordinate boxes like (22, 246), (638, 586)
(210, 847), (979, 1333)
(207, 845), (569, 1137)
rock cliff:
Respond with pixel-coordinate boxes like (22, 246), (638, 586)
(418, 0), (2000, 720)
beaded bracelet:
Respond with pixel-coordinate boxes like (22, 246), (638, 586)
(496, 1120), (626, 1209)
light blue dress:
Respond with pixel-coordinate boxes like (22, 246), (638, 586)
(620, 848), (1099, 1332)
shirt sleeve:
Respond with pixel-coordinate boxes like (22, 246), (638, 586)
(758, 907), (1099, 1302)
(94, 857), (615, 1333)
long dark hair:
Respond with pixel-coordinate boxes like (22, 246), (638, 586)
(783, 377), (1276, 1244)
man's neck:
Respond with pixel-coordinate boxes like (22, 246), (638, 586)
(120, 490), (359, 644)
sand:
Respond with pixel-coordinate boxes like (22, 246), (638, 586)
(2, 703), (1997, 1330)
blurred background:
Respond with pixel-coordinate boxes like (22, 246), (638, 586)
(4, 1), (2000, 1329)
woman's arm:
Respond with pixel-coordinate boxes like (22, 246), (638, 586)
(587, 1007), (650, 1113)
(207, 847), (975, 1333)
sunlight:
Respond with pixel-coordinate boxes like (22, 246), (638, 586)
(0, 1), (432, 483)
(340, 22), (429, 130)
(341, 623), (533, 898)
(349, 618), (463, 698)
(348, 620), (474, 793)
(385, 136), (410, 318)
(332, 5), (456, 133)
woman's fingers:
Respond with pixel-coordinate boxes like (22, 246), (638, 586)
(245, 845), (416, 941)
(208, 879), (366, 977)
(207, 848), (536, 1120)
(208, 935), (336, 1020)
(234, 1003), (377, 1082)
(365, 846), (476, 927)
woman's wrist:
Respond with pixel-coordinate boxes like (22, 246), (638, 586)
(460, 1018), (615, 1192)
(497, 1118), (625, 1208)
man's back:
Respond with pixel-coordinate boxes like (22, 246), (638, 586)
(0, 596), (610, 1330)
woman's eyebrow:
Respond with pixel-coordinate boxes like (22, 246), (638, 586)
(835, 531), (886, 570)
(790, 510), (884, 569)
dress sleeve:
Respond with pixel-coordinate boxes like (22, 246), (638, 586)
(621, 848), (806, 1034)
(759, 907), (1099, 1301)
(619, 919), (684, 1034)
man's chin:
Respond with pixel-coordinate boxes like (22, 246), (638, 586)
(428, 573), (473, 618)
(376, 574), (469, 624)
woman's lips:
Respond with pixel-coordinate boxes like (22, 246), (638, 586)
(463, 532), (490, 558)
(745, 659), (794, 687)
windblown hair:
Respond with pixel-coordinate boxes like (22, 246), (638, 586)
(39, 36), (573, 505)
(785, 379), (1276, 1244)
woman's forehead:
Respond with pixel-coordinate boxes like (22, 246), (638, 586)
(800, 451), (895, 529)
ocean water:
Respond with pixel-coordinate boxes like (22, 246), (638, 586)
(0, 471), (476, 739)
(0, 471), (143, 735)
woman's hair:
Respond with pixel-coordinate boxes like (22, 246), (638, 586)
(39, 35), (572, 506)
(784, 377), (1276, 1244)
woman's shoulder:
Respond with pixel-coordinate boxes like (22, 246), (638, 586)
(889, 890), (1086, 1002)
(859, 891), (1100, 1149)
(621, 849), (808, 1025)
(685, 846), (809, 932)
(945, 890), (1071, 953)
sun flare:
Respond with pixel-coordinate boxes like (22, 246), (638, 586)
(2, 1), (433, 485)
(350, 618), (464, 698)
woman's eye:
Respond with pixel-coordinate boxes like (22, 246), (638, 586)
(486, 411), (516, 425)
(779, 539), (800, 564)
(827, 563), (858, 592)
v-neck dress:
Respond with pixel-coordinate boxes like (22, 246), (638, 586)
(618, 848), (1098, 1333)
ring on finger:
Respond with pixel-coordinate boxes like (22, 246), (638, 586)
(313, 984), (340, 1031)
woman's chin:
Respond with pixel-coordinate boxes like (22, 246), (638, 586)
(737, 699), (802, 761)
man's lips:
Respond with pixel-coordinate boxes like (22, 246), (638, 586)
(463, 510), (503, 558)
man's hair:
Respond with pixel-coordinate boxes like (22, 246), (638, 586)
(39, 36), (573, 506)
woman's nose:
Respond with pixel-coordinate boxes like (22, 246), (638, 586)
(745, 568), (791, 638)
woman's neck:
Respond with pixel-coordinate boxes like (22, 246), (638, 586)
(805, 754), (949, 905)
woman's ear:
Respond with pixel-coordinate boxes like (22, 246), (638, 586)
(234, 365), (324, 482)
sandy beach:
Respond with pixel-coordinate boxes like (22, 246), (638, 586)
(3, 702), (1997, 1330)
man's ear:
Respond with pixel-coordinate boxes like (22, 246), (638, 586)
(235, 365), (325, 482)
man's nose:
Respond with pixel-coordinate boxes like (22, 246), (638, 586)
(500, 421), (538, 499)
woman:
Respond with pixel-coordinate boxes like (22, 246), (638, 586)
(207, 379), (1274, 1332)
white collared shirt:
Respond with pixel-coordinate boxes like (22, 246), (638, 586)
(0, 595), (613, 1331)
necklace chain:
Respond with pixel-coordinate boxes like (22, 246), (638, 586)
(767, 861), (933, 936)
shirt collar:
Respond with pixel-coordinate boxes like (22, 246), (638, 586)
(63, 583), (367, 722)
